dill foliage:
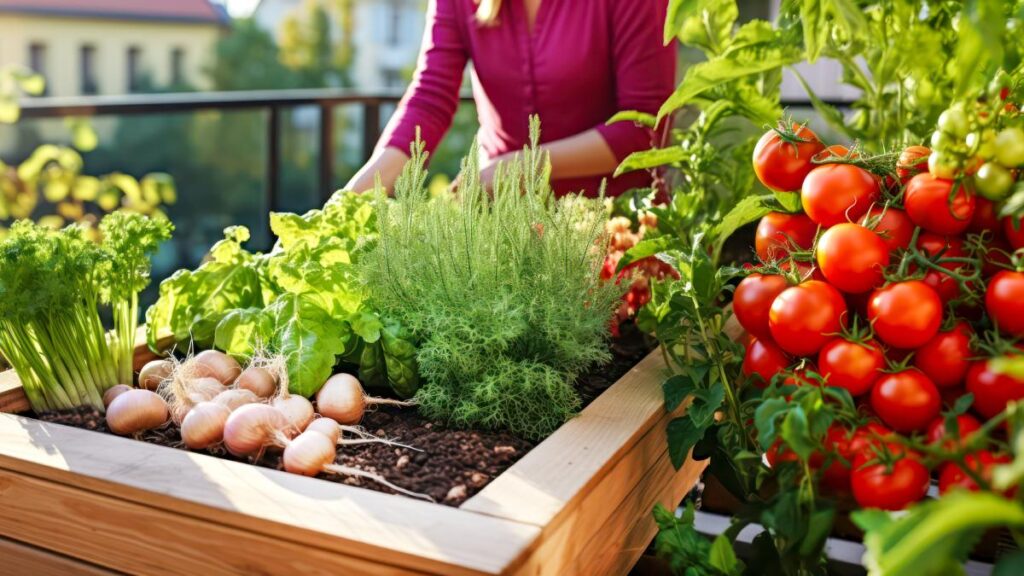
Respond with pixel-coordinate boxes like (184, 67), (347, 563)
(363, 120), (623, 440)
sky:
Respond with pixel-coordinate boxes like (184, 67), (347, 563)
(221, 0), (260, 18)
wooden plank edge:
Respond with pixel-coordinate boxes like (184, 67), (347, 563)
(0, 468), (437, 576)
(461, 349), (671, 526)
(0, 413), (536, 576)
(0, 535), (123, 576)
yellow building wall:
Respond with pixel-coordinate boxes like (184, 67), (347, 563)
(0, 14), (224, 96)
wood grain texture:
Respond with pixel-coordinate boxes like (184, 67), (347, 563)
(0, 536), (120, 576)
(0, 414), (537, 575)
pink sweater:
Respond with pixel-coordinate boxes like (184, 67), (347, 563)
(379, 0), (677, 196)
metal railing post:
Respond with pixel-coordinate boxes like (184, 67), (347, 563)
(266, 105), (280, 227)
(362, 99), (381, 163)
(319, 103), (335, 202)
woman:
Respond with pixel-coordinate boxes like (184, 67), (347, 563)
(345, 0), (676, 197)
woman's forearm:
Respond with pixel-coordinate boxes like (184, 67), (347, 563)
(542, 128), (620, 180)
(344, 147), (411, 193)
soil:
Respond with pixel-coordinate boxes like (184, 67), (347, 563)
(34, 325), (654, 507)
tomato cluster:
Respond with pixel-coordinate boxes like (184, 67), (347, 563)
(743, 121), (1024, 511)
(602, 214), (677, 336)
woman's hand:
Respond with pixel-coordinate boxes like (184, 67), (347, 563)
(344, 147), (410, 194)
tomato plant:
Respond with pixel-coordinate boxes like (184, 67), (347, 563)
(753, 123), (826, 192)
(860, 206), (914, 252)
(851, 446), (930, 510)
(734, 273), (789, 340)
(867, 281), (943, 349)
(801, 164), (881, 227)
(755, 212), (819, 262)
(926, 413), (981, 448)
(938, 451), (1011, 494)
(816, 223), (889, 294)
(818, 337), (884, 397)
(914, 322), (973, 388)
(870, 370), (942, 433)
(986, 271), (1024, 337)
(966, 357), (1024, 419)
(904, 173), (976, 235)
(768, 280), (847, 356)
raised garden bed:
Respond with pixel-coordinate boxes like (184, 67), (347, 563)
(0, 332), (705, 575)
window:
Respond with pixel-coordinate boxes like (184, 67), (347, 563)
(28, 42), (47, 95)
(127, 46), (142, 92)
(80, 45), (98, 95)
(387, 0), (401, 46)
(170, 48), (185, 86)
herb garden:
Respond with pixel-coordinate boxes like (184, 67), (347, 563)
(3, 1), (1024, 575)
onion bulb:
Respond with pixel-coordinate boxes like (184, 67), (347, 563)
(181, 401), (231, 449)
(305, 417), (341, 443)
(236, 366), (277, 398)
(214, 389), (259, 411)
(106, 390), (169, 435)
(273, 395), (315, 432)
(189, 350), (241, 386)
(282, 430), (336, 476)
(138, 359), (173, 391)
(102, 384), (133, 408)
(222, 404), (291, 457)
(316, 373), (414, 425)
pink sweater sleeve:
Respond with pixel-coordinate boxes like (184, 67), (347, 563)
(595, 0), (677, 161)
(379, 0), (469, 156)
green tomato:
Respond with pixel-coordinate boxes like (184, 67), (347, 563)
(967, 129), (996, 159)
(995, 127), (1024, 167)
(929, 152), (959, 180)
(938, 108), (969, 138)
(974, 162), (1014, 200)
(931, 130), (954, 150)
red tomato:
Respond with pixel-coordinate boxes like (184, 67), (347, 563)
(847, 422), (893, 453)
(816, 223), (890, 293)
(818, 338), (885, 396)
(769, 280), (848, 356)
(914, 323), (973, 388)
(1005, 217), (1024, 250)
(822, 422), (894, 493)
(966, 357), (1024, 419)
(734, 273), (789, 340)
(938, 451), (1012, 494)
(752, 124), (826, 192)
(926, 414), (982, 448)
(851, 446), (930, 510)
(743, 338), (791, 387)
(801, 164), (881, 227)
(754, 212), (819, 262)
(916, 233), (968, 303)
(871, 370), (941, 433)
(860, 206), (915, 252)
(867, 281), (943, 349)
(986, 271), (1024, 337)
(969, 198), (1002, 234)
(904, 173), (976, 235)
(896, 145), (931, 183)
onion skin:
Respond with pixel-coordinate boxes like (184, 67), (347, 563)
(316, 374), (366, 425)
(106, 390), (169, 435)
(306, 417), (341, 443)
(138, 359), (173, 391)
(181, 402), (231, 449)
(223, 404), (290, 457)
(102, 384), (133, 408)
(190, 350), (242, 386)
(236, 366), (277, 398)
(283, 431), (336, 476)
(273, 395), (315, 432)
(214, 389), (259, 411)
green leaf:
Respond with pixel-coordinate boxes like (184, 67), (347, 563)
(689, 380), (725, 428)
(663, 373), (697, 412)
(790, 68), (850, 140)
(780, 406), (816, 461)
(679, 0), (737, 56)
(614, 146), (688, 177)
(664, 0), (703, 45)
(708, 534), (739, 574)
(214, 307), (273, 360)
(772, 191), (802, 213)
(617, 236), (681, 271)
(754, 397), (789, 450)
(267, 293), (351, 397)
(667, 416), (706, 469)
(799, 0), (825, 61)
(798, 506), (835, 557)
(607, 110), (657, 128)
(710, 194), (773, 248)
(994, 551), (1024, 576)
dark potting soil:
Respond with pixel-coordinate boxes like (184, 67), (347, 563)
(34, 327), (654, 506)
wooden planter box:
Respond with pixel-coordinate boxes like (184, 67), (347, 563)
(0, 339), (704, 575)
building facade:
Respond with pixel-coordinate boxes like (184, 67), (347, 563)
(0, 0), (229, 97)
(253, 0), (424, 90)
